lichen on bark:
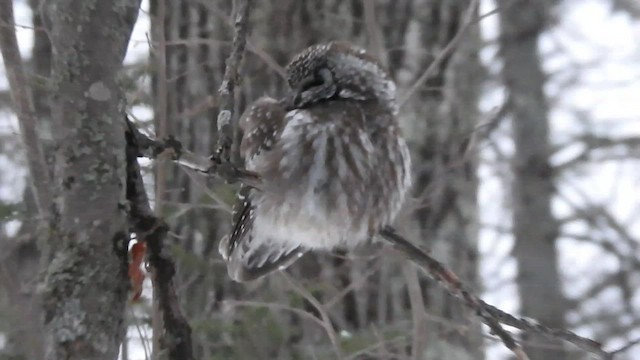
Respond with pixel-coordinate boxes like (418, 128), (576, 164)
(41, 1), (142, 359)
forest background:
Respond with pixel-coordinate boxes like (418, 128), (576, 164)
(1, 0), (639, 359)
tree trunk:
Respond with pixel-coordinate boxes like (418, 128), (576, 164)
(0, 1), (52, 358)
(497, 1), (568, 359)
(401, 0), (484, 358)
(41, 1), (141, 359)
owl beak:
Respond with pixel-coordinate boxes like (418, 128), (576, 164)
(284, 89), (302, 110)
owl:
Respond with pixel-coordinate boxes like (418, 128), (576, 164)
(219, 41), (412, 282)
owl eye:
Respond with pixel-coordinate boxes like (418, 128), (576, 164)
(300, 71), (327, 91)
(291, 68), (336, 108)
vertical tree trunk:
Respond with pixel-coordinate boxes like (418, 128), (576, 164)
(41, 1), (141, 359)
(0, 1), (52, 358)
(497, 1), (567, 359)
(402, 0), (484, 358)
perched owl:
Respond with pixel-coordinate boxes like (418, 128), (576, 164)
(219, 41), (412, 282)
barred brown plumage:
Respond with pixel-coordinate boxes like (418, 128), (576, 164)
(219, 41), (412, 282)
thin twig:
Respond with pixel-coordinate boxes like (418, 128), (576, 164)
(281, 273), (344, 359)
(127, 118), (261, 188)
(125, 118), (194, 360)
(151, 2), (168, 355)
(482, 303), (610, 358)
(246, 40), (287, 80)
(227, 300), (329, 331)
(363, 0), (383, 61)
(215, 0), (254, 166)
(0, 0), (51, 214)
(399, 0), (480, 107)
(153, 0), (169, 212)
(402, 263), (428, 360)
(607, 336), (640, 359)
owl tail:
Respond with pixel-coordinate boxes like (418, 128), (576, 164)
(219, 186), (305, 282)
(219, 234), (305, 282)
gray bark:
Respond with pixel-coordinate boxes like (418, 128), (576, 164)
(41, 1), (141, 359)
(497, 0), (568, 359)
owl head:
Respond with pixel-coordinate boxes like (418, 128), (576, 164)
(285, 42), (396, 111)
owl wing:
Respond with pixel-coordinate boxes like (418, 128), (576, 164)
(238, 96), (287, 165)
(219, 97), (305, 282)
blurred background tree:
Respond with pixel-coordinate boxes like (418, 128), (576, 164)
(1, 0), (639, 359)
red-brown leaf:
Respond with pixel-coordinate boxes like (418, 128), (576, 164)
(128, 241), (147, 302)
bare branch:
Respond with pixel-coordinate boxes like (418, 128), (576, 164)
(379, 227), (530, 360)
(246, 40), (286, 80)
(216, 0), (254, 165)
(555, 134), (640, 170)
(378, 226), (627, 359)
(363, 0), (383, 61)
(399, 0), (480, 107)
(0, 0), (51, 214)
(281, 273), (344, 360)
(152, 0), (169, 214)
(608, 336), (640, 359)
(481, 301), (608, 358)
(125, 118), (194, 360)
(402, 263), (428, 360)
(127, 119), (261, 188)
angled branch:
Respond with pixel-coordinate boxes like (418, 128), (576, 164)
(481, 302), (607, 358)
(0, 0), (51, 214)
(607, 336), (640, 359)
(399, 0), (480, 107)
(127, 119), (261, 188)
(380, 227), (529, 360)
(555, 134), (640, 170)
(125, 118), (194, 360)
(380, 226), (622, 360)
